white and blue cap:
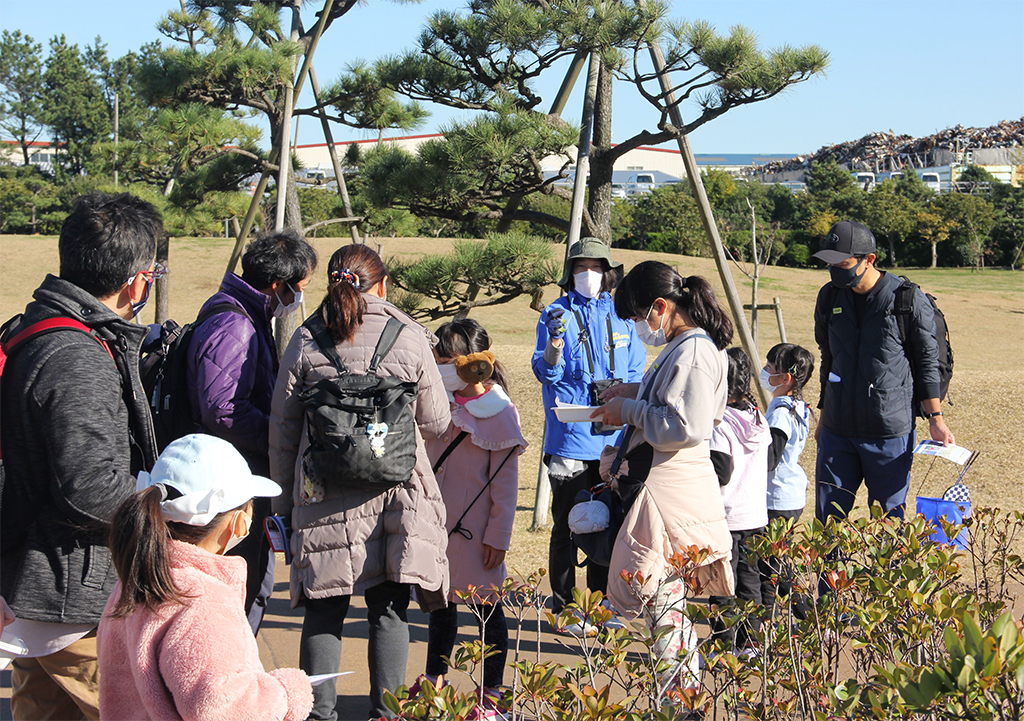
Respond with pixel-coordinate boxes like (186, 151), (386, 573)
(136, 434), (281, 526)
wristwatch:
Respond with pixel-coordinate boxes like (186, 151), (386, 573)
(924, 410), (943, 419)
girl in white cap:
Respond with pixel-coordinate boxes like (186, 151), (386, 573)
(97, 434), (313, 721)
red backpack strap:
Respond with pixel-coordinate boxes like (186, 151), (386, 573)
(2, 317), (113, 360)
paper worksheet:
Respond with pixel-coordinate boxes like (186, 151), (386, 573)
(913, 440), (973, 465)
(308, 672), (354, 687)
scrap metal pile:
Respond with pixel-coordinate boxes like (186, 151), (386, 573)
(755, 118), (1024, 175)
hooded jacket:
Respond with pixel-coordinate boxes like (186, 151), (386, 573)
(0, 275), (158, 624)
(814, 271), (940, 439)
(186, 272), (277, 476)
(269, 295), (451, 611)
(532, 290), (646, 460)
(97, 540), (313, 721)
(425, 384), (527, 602)
(710, 403), (771, 531)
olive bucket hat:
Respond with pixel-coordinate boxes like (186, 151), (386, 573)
(558, 237), (623, 287)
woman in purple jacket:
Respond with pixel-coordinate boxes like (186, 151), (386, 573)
(186, 229), (317, 634)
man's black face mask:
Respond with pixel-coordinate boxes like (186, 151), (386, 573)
(829, 257), (867, 289)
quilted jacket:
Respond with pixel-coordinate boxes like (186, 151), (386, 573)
(186, 272), (277, 476)
(97, 540), (313, 721)
(269, 295), (451, 611)
(814, 271), (940, 439)
(0, 275), (158, 624)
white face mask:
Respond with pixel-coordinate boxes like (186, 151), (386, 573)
(759, 367), (784, 393)
(635, 303), (667, 346)
(437, 363), (466, 393)
(573, 270), (603, 300)
(223, 511), (252, 553)
(273, 283), (303, 319)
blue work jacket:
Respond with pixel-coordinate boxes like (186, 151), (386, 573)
(532, 290), (646, 460)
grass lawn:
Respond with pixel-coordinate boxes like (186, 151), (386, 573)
(2, 234), (1022, 573)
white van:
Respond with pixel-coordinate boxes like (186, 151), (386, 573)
(919, 172), (941, 192)
(627, 173), (656, 196)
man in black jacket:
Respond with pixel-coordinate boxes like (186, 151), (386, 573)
(812, 220), (954, 523)
(0, 192), (161, 720)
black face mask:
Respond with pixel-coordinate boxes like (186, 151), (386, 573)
(829, 257), (867, 289)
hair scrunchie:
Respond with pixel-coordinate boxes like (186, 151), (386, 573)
(329, 267), (360, 288)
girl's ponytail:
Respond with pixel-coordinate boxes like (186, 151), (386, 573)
(108, 486), (182, 618)
(678, 275), (733, 350)
(108, 486), (236, 618)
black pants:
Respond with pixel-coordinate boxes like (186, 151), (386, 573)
(758, 508), (810, 621)
(547, 458), (608, 613)
(226, 495), (275, 634)
(300, 581), (411, 721)
(426, 602), (508, 689)
(709, 527), (764, 649)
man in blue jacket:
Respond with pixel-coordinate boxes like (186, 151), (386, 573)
(533, 238), (646, 618)
(812, 221), (954, 523)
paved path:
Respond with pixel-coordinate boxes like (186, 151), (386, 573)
(0, 558), (608, 721)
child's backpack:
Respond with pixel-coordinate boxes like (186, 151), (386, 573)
(140, 303), (251, 452)
(299, 313), (419, 492)
(892, 276), (954, 416)
(0, 315), (113, 462)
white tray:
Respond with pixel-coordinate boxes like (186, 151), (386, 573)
(552, 405), (602, 423)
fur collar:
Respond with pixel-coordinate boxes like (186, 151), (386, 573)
(451, 384), (512, 419)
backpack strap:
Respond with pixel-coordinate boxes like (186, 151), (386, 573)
(449, 445), (518, 540)
(893, 275), (916, 346)
(2, 317), (113, 360)
(302, 313), (349, 374)
(196, 301), (252, 327)
(368, 318), (405, 374)
(432, 431), (469, 473)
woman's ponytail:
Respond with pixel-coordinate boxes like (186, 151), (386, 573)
(677, 275), (733, 350)
(319, 245), (388, 343)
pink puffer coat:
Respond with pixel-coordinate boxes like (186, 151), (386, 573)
(269, 295), (451, 611)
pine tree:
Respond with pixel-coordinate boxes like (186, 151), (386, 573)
(0, 30), (45, 166)
(42, 35), (111, 179)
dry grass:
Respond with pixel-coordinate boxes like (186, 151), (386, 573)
(2, 234), (1022, 574)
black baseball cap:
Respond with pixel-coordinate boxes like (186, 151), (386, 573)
(812, 221), (877, 264)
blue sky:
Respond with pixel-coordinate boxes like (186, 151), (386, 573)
(3, 0), (1022, 156)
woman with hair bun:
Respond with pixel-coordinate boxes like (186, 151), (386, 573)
(591, 260), (735, 699)
(269, 244), (451, 721)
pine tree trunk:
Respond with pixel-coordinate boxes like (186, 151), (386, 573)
(587, 64), (614, 244)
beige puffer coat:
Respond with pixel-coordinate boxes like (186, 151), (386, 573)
(269, 295), (451, 611)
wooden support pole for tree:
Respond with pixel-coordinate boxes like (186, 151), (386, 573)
(774, 297), (788, 343)
(643, 28), (770, 410)
(310, 64), (361, 244)
(532, 50), (601, 533)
